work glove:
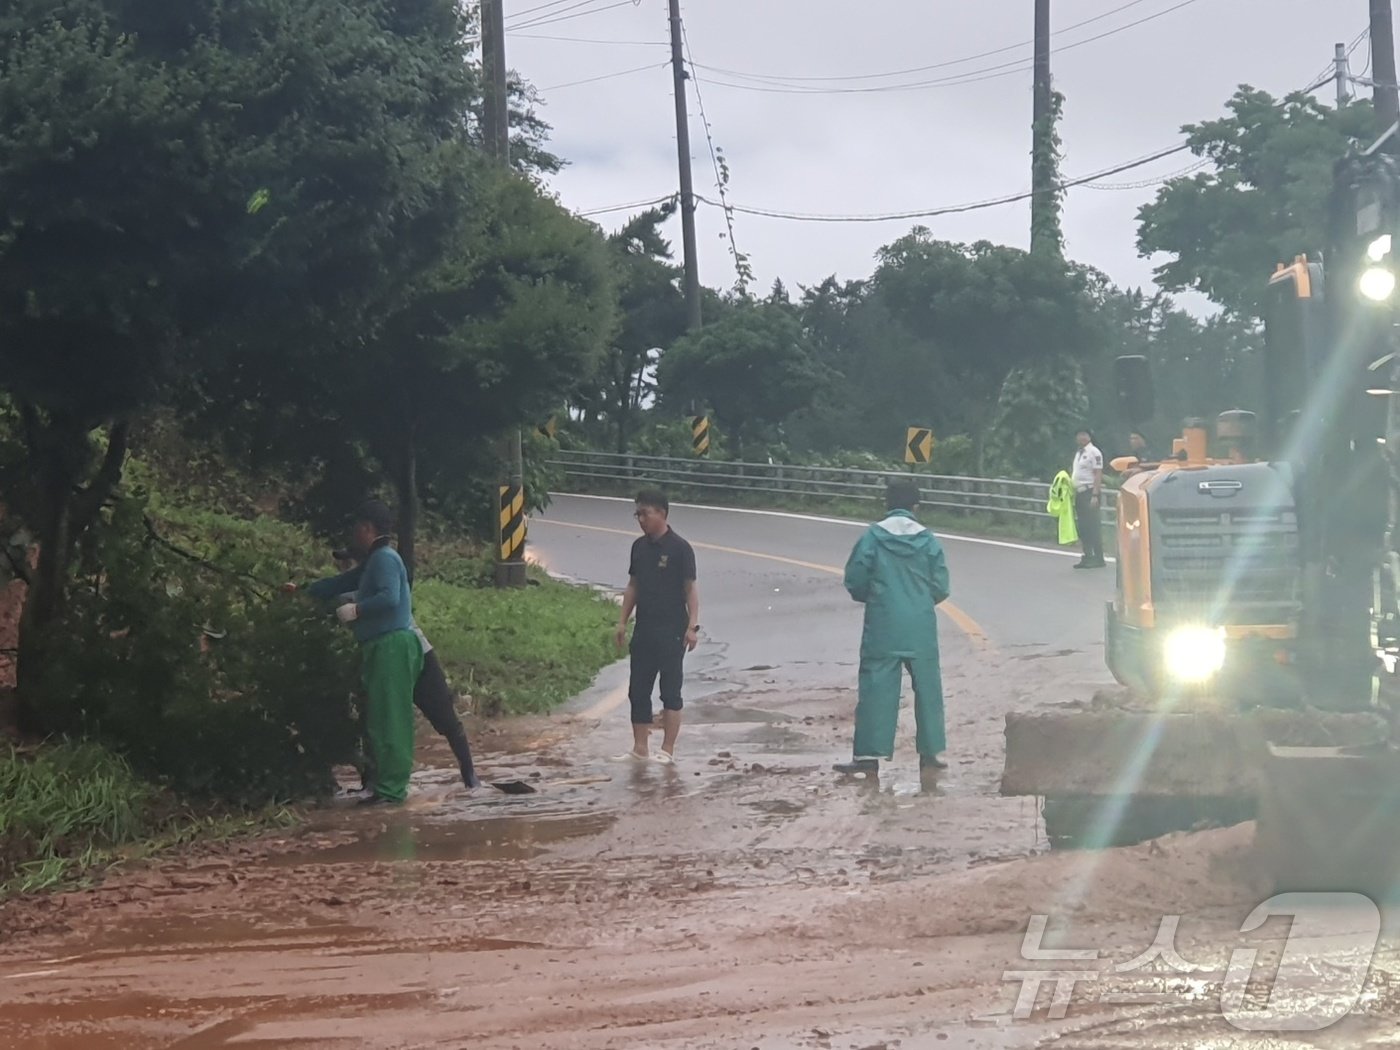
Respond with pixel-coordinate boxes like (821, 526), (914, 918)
(336, 603), (358, 624)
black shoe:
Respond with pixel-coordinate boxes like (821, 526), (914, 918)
(1072, 559), (1089, 569)
(461, 768), (481, 790)
(1085, 558), (1107, 568)
(920, 755), (948, 770)
(358, 794), (396, 807)
(833, 758), (879, 775)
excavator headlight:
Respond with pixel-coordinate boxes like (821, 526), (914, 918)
(1360, 266), (1398, 302)
(1163, 625), (1227, 683)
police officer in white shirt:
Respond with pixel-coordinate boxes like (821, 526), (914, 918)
(1071, 429), (1105, 568)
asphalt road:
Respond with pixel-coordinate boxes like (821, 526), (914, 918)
(530, 492), (1118, 695)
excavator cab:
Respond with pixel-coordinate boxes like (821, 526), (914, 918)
(1002, 153), (1400, 863)
(1104, 360), (1301, 709)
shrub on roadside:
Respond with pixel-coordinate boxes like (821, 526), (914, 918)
(28, 494), (359, 805)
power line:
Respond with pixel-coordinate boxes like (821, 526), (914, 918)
(507, 0), (587, 22)
(508, 0), (640, 33)
(694, 144), (1195, 224)
(507, 0), (604, 29)
(694, 0), (1209, 95)
(681, 24), (747, 288)
(513, 32), (667, 46)
(539, 61), (666, 91)
(694, 0), (1163, 84)
(683, 62), (1346, 225)
(577, 194), (677, 217)
(1080, 158), (1212, 191)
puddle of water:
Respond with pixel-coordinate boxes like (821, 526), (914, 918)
(689, 704), (792, 725)
(274, 811), (617, 866)
(42, 915), (373, 961)
(743, 799), (807, 816)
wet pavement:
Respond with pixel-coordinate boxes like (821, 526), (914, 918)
(4, 496), (1400, 1047)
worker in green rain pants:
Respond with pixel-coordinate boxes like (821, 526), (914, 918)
(303, 499), (422, 806)
(835, 478), (951, 778)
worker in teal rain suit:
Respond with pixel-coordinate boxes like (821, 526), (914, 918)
(835, 478), (951, 777)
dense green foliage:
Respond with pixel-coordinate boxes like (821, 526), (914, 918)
(1139, 89), (1375, 321)
(32, 493), (360, 803)
(0, 0), (620, 747)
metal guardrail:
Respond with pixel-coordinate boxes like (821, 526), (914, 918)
(548, 449), (1118, 534)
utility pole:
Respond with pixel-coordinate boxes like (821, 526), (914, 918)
(1337, 42), (1352, 107)
(668, 0), (702, 330)
(483, 0), (527, 588)
(482, 0), (510, 161)
(1029, 0), (1058, 256)
(1373, 0), (1400, 135)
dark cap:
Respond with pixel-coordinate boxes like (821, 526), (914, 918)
(352, 499), (394, 533)
(885, 477), (921, 511)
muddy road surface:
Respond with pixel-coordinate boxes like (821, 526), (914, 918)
(5, 496), (1399, 1048)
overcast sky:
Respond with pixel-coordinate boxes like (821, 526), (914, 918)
(503, 0), (1368, 304)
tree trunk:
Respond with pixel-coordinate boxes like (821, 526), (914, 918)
(615, 412), (629, 456)
(393, 424), (420, 584)
(613, 352), (634, 455)
(14, 411), (130, 727)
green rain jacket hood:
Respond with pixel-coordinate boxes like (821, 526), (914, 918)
(843, 510), (951, 659)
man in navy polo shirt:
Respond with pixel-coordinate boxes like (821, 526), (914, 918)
(613, 489), (700, 764)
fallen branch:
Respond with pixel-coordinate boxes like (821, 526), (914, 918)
(140, 516), (275, 601)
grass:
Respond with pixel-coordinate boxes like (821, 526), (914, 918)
(414, 564), (618, 717)
(0, 741), (295, 899)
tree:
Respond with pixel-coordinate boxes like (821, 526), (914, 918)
(869, 233), (1108, 469)
(1138, 88), (1375, 319)
(585, 204), (687, 454)
(381, 175), (616, 569)
(213, 167), (617, 575)
(0, 0), (477, 703)
(986, 355), (1090, 480)
(465, 70), (564, 181)
(658, 305), (830, 457)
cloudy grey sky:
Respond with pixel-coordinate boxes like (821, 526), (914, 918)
(503, 0), (1367, 302)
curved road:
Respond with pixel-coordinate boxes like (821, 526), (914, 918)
(531, 492), (1116, 708)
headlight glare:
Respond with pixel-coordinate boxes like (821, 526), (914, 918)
(1163, 625), (1227, 683)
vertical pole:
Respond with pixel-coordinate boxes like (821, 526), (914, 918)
(1373, 0), (1400, 136)
(1030, 0), (1054, 255)
(669, 0), (702, 330)
(483, 0), (527, 587)
(482, 0), (510, 162)
(1032, 0), (1052, 146)
(1337, 42), (1351, 107)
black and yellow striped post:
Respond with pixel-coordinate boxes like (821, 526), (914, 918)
(495, 483), (527, 586)
(691, 414), (711, 457)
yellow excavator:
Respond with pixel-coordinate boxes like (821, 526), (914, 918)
(1002, 148), (1400, 893)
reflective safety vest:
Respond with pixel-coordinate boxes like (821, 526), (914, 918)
(1047, 470), (1079, 546)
